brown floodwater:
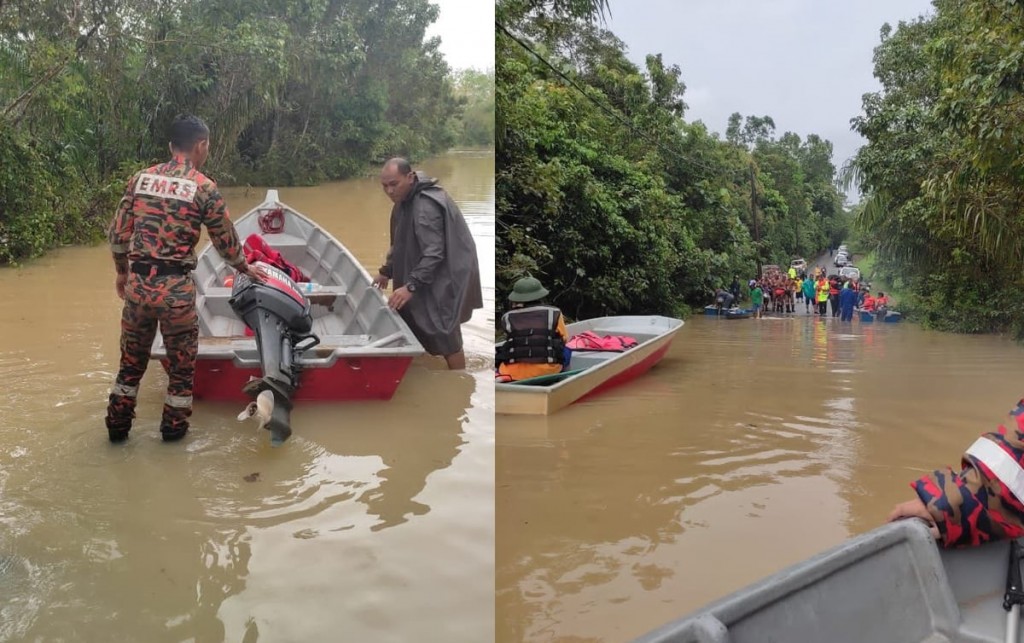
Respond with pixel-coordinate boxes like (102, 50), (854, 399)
(496, 312), (1024, 642)
(0, 150), (494, 642)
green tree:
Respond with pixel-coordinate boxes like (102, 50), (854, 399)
(496, 1), (847, 319)
(848, 3), (1024, 336)
(0, 0), (464, 264)
(451, 68), (495, 147)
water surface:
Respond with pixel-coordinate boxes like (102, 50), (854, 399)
(497, 311), (1024, 642)
(0, 150), (494, 642)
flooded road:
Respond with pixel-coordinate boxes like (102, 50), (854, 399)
(0, 150), (493, 642)
(496, 313), (1024, 642)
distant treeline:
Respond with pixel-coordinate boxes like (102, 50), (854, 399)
(846, 1), (1024, 338)
(496, 0), (849, 321)
(453, 68), (495, 148)
(0, 0), (493, 265)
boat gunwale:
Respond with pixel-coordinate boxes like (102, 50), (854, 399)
(633, 519), (961, 643)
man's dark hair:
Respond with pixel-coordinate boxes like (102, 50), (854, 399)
(385, 157), (413, 175)
(169, 114), (210, 150)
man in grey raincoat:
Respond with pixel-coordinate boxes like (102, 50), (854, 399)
(374, 158), (483, 369)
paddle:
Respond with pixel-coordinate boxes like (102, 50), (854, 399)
(1005, 539), (1024, 643)
(506, 368), (587, 386)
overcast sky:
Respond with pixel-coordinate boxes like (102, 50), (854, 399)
(426, 0), (495, 71)
(605, 0), (934, 201)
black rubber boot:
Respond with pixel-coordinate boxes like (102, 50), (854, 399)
(106, 418), (131, 443)
(160, 423), (189, 442)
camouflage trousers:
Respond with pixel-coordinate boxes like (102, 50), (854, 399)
(106, 298), (198, 437)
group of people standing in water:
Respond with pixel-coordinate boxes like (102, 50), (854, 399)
(735, 265), (892, 320)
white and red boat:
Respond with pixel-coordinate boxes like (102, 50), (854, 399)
(151, 189), (424, 405)
(495, 315), (683, 415)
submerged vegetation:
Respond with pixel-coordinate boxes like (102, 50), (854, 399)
(0, 0), (492, 265)
(847, 0), (1024, 338)
(496, 0), (849, 320)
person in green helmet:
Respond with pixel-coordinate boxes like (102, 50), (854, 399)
(495, 277), (570, 382)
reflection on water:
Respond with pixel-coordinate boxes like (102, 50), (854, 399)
(0, 151), (494, 642)
(496, 315), (1024, 642)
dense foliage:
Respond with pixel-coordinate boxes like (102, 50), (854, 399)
(453, 69), (495, 147)
(496, 0), (849, 320)
(848, 0), (1024, 336)
(0, 0), (488, 265)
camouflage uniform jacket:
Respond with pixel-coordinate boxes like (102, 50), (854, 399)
(913, 400), (1024, 547)
(108, 155), (246, 307)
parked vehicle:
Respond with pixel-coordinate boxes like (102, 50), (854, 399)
(790, 258), (807, 272)
(834, 254), (848, 267)
(839, 266), (860, 281)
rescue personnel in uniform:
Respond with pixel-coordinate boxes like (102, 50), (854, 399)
(888, 400), (1024, 547)
(106, 114), (262, 443)
(495, 277), (570, 382)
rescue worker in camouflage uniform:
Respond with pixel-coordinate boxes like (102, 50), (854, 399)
(888, 399), (1024, 547)
(106, 114), (262, 443)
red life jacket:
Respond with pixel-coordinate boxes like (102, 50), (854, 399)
(566, 331), (637, 352)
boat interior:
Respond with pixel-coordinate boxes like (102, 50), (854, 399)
(564, 322), (670, 371)
(185, 198), (420, 359)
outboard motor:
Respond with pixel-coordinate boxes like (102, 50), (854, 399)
(229, 261), (319, 445)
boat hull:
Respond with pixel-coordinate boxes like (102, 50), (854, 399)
(634, 519), (1017, 643)
(496, 315), (682, 415)
(859, 310), (902, 323)
(159, 355), (415, 402)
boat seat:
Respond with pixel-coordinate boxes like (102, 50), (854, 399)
(201, 287), (235, 300)
(198, 332), (405, 350)
(200, 286), (347, 307)
(251, 232), (308, 248)
(315, 331), (409, 349)
(196, 335), (254, 353)
(568, 350), (624, 370)
(306, 334), (376, 350)
(304, 288), (347, 307)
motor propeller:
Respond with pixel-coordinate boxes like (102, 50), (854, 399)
(237, 389), (291, 447)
